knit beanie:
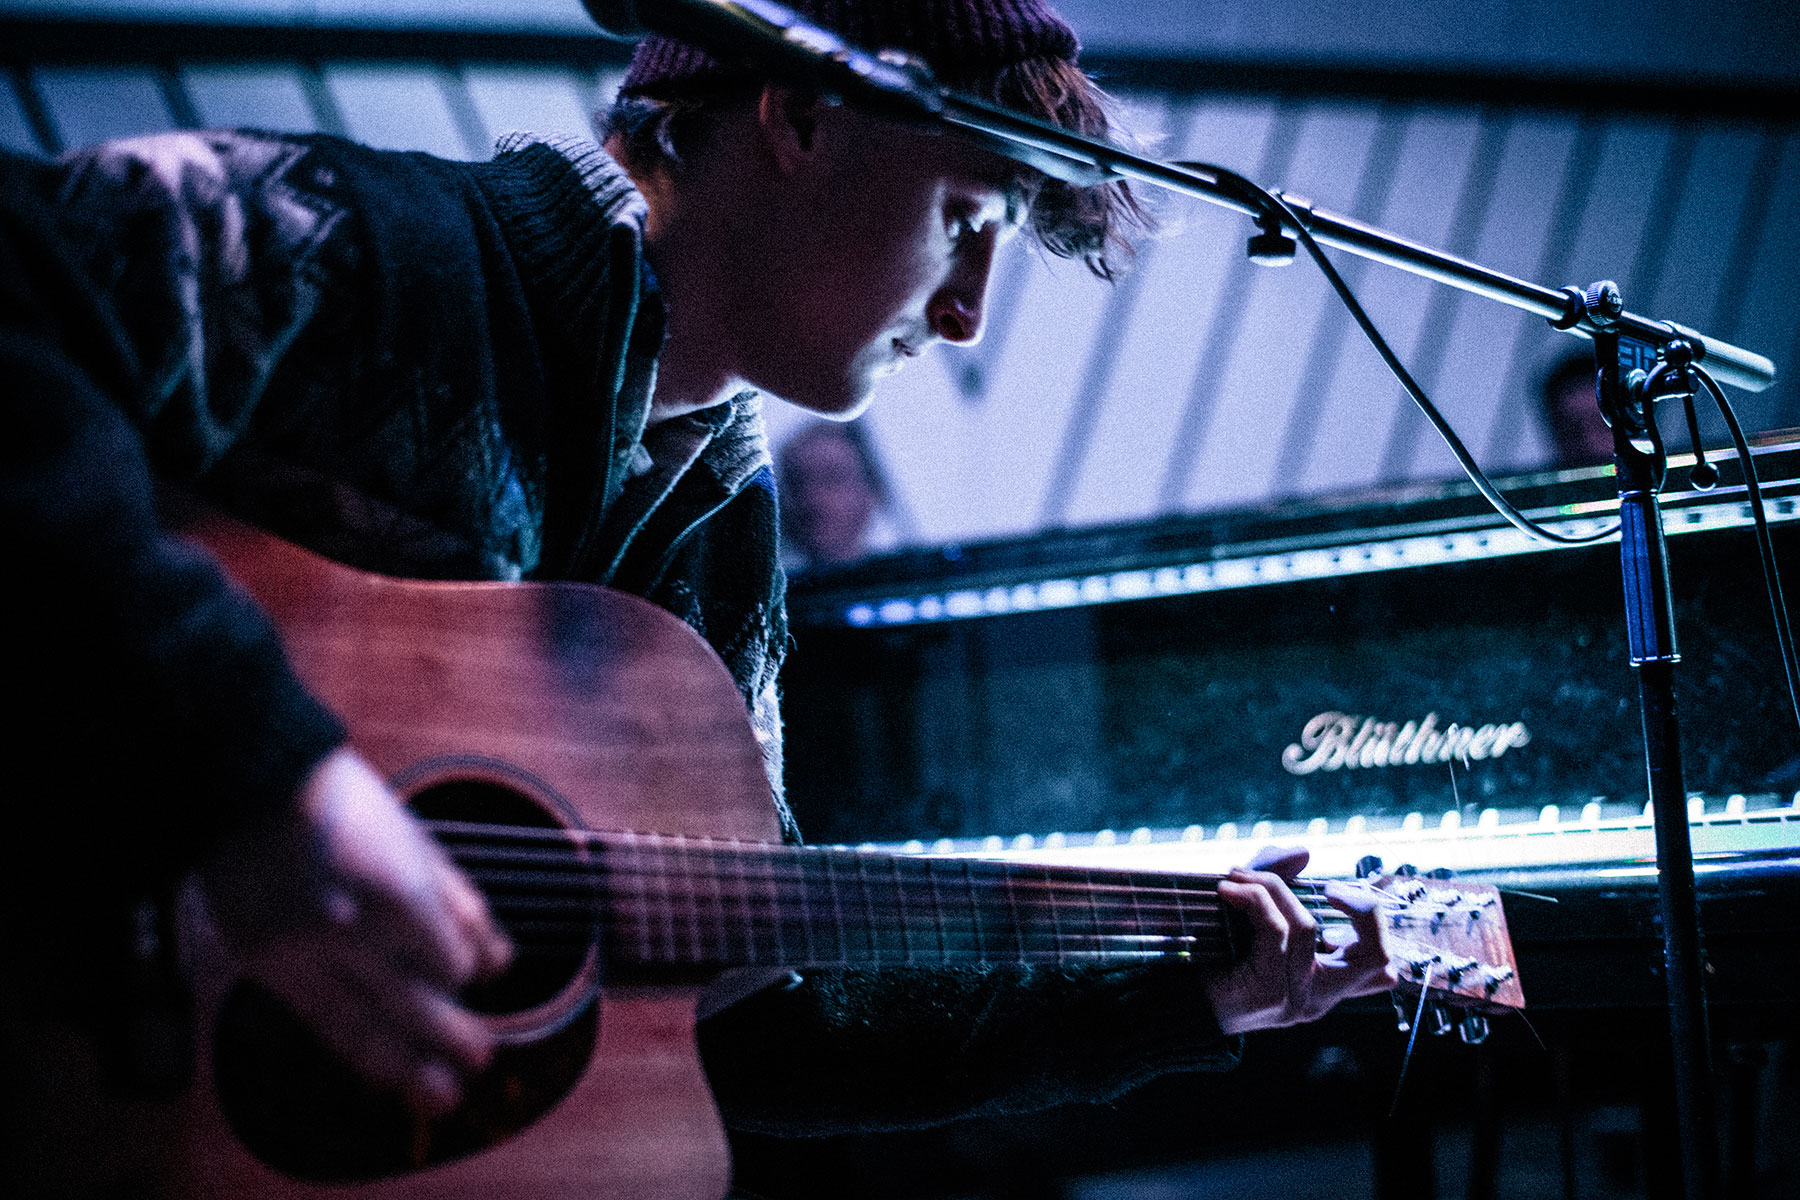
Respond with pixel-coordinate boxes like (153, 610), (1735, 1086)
(616, 0), (1081, 97)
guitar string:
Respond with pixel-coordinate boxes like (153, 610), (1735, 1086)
(433, 828), (1408, 918)
(463, 902), (1486, 993)
(454, 874), (1458, 968)
(452, 864), (1442, 937)
(450, 861), (1401, 931)
(430, 818), (1467, 901)
(432, 818), (1555, 909)
(450, 860), (1371, 922)
(458, 878), (1402, 934)
(449, 871), (1448, 946)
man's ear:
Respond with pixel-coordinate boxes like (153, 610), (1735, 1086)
(756, 86), (822, 173)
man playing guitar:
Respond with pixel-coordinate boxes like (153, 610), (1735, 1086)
(0, 1), (1406, 1193)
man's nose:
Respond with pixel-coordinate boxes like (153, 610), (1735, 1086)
(929, 292), (985, 344)
(927, 234), (999, 345)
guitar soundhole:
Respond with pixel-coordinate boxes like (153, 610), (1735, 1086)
(215, 773), (603, 1182)
(409, 778), (598, 1019)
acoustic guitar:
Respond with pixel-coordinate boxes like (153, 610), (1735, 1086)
(10, 516), (1523, 1199)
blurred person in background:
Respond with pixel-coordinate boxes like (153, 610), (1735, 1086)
(1537, 350), (1615, 468)
(777, 421), (892, 569)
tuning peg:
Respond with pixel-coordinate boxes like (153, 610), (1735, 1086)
(1426, 867), (1455, 880)
(1394, 863), (1418, 878)
(1355, 854), (1383, 879)
(1392, 992), (1413, 1033)
(1427, 1003), (1455, 1037)
(1479, 965), (1515, 995)
(1458, 1012), (1490, 1045)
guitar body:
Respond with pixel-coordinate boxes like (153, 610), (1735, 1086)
(51, 515), (776, 1199)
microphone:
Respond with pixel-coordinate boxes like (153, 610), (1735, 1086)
(581, 0), (943, 119)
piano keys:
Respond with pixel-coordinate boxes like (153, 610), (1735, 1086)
(857, 792), (1800, 880)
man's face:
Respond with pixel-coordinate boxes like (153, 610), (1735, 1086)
(742, 107), (1026, 418)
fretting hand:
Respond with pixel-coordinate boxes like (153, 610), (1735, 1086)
(1203, 845), (1399, 1036)
(197, 747), (512, 1112)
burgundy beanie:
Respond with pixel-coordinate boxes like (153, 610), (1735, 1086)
(617, 0), (1081, 97)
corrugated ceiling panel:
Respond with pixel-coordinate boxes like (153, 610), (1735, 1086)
(1024, 93), (1183, 530)
(1477, 117), (1672, 467)
(1058, 98), (1281, 528)
(1408, 114), (1581, 483)
(857, 337), (972, 546)
(1182, 103), (1383, 512)
(321, 63), (472, 159)
(1650, 122), (1765, 336)
(462, 66), (615, 148)
(942, 242), (1115, 543)
(0, 74), (44, 154)
(1295, 106), (1486, 496)
(182, 64), (320, 133)
(1727, 130), (1800, 438)
(34, 66), (175, 149)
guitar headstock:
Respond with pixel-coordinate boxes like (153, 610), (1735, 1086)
(1367, 874), (1525, 1016)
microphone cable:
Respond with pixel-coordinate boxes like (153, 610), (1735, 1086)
(1171, 155), (1800, 734)
(1171, 158), (1618, 546)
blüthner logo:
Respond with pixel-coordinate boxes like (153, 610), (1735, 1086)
(1281, 712), (1531, 776)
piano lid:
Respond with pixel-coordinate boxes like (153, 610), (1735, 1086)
(787, 431), (1800, 631)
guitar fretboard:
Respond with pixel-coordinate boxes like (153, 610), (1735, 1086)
(435, 823), (1241, 970)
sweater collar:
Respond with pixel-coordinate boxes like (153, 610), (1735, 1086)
(492, 130), (647, 234)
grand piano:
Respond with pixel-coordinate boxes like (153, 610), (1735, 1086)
(759, 436), (1800, 1199)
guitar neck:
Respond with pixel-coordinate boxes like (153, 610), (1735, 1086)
(437, 824), (1244, 971)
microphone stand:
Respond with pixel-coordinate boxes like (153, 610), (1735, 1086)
(926, 87), (1761, 1200)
